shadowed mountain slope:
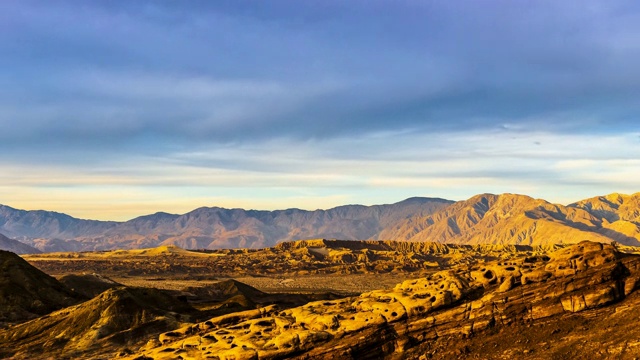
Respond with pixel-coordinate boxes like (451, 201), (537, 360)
(57, 273), (123, 299)
(0, 286), (196, 359)
(380, 193), (640, 246)
(0, 250), (83, 323)
(569, 192), (640, 242)
(0, 233), (40, 254)
(570, 192), (640, 222)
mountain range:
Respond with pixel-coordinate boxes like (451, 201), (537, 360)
(380, 193), (640, 246)
(1, 192), (640, 252)
(0, 197), (451, 252)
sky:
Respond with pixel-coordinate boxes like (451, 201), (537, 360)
(1, 0), (640, 220)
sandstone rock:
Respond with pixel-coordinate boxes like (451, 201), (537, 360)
(583, 284), (620, 308)
(9, 240), (640, 360)
(498, 275), (516, 293)
(521, 270), (552, 284)
(561, 294), (587, 313)
(546, 241), (618, 274)
(625, 276), (640, 296)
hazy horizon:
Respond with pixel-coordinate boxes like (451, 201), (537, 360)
(3, 190), (639, 222)
(2, 1), (639, 220)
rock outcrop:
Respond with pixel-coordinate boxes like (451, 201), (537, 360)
(130, 241), (640, 359)
(24, 239), (558, 278)
(0, 250), (83, 323)
(0, 286), (197, 359)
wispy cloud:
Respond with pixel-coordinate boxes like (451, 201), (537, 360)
(1, 128), (638, 219)
(1, 0), (639, 218)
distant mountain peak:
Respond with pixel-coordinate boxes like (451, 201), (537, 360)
(0, 198), (453, 251)
(2, 192), (640, 251)
(396, 196), (453, 205)
(381, 192), (640, 246)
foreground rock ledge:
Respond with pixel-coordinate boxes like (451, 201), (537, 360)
(127, 241), (640, 360)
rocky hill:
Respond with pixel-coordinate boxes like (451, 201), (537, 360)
(8, 240), (640, 359)
(127, 241), (640, 360)
(0, 250), (83, 323)
(380, 193), (640, 246)
(1, 197), (452, 251)
(0, 286), (197, 359)
(0, 233), (40, 254)
(57, 273), (123, 298)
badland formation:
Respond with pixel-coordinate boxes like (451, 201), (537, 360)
(1, 192), (640, 359)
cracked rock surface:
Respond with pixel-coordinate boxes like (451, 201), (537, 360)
(130, 241), (640, 360)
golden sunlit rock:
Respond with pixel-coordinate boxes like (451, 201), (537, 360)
(4, 239), (640, 359)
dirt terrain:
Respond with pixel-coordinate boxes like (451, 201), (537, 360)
(1, 239), (640, 359)
(22, 239), (563, 296)
(129, 241), (640, 360)
(24, 239), (560, 276)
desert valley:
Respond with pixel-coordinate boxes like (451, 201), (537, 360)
(2, 193), (640, 359)
(4, 1), (640, 359)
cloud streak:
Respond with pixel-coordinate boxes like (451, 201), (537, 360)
(1, 0), (639, 218)
(1, 128), (638, 219)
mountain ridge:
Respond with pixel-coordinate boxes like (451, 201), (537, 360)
(3, 192), (640, 251)
(1, 197), (453, 251)
(381, 192), (640, 246)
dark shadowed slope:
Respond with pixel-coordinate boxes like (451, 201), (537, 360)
(0, 286), (196, 359)
(0, 233), (40, 254)
(57, 273), (123, 299)
(0, 250), (83, 323)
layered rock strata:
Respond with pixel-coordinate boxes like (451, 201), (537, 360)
(132, 241), (637, 359)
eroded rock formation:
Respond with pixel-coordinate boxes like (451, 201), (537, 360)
(131, 241), (640, 359)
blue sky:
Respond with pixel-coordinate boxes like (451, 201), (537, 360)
(1, 0), (639, 220)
